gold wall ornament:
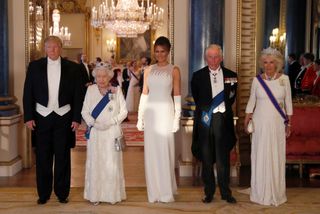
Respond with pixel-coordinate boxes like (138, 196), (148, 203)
(50, 0), (89, 14)
(94, 28), (101, 42)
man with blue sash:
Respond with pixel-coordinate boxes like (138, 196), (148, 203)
(191, 44), (237, 204)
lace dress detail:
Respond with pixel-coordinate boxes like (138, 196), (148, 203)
(144, 64), (177, 202)
(82, 85), (127, 204)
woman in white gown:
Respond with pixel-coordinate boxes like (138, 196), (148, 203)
(82, 66), (128, 205)
(137, 36), (182, 203)
(244, 48), (293, 206)
(126, 61), (141, 112)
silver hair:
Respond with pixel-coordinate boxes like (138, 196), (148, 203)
(92, 64), (113, 78)
(205, 44), (223, 57)
(259, 47), (284, 73)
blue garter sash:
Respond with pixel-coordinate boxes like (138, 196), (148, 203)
(85, 91), (111, 139)
(201, 90), (224, 127)
(256, 75), (289, 124)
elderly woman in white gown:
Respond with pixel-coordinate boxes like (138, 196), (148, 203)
(244, 47), (292, 206)
(81, 66), (128, 205)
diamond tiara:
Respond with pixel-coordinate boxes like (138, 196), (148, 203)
(261, 47), (283, 57)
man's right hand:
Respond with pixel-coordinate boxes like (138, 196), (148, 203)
(26, 120), (36, 130)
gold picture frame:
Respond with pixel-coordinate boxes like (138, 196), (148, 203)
(116, 29), (155, 63)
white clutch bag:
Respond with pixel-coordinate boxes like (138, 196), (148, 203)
(247, 120), (254, 133)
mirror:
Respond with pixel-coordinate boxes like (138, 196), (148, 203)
(27, 0), (49, 62)
(26, 0), (90, 63)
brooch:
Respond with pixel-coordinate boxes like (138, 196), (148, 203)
(279, 79), (285, 86)
(108, 93), (114, 100)
(203, 113), (209, 122)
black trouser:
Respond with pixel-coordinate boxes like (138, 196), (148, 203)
(199, 112), (231, 198)
(122, 81), (129, 98)
(34, 112), (71, 201)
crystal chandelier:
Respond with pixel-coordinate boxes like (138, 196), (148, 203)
(49, 7), (71, 46)
(91, 0), (164, 38)
(269, 28), (286, 54)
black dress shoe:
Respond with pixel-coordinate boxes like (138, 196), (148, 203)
(37, 198), (48, 205)
(222, 196), (237, 204)
(58, 198), (69, 203)
(202, 195), (213, 203)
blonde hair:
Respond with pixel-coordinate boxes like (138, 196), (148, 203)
(259, 47), (284, 73)
(44, 36), (63, 47)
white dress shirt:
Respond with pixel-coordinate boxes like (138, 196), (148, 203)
(209, 67), (225, 113)
(294, 64), (309, 89)
(36, 57), (71, 117)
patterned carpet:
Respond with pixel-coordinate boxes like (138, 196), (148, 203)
(0, 187), (320, 213)
(76, 112), (144, 147)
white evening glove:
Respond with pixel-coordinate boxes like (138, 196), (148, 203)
(93, 119), (116, 130)
(172, 96), (181, 132)
(137, 94), (148, 131)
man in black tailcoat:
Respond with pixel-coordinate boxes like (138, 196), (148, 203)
(79, 53), (94, 92)
(191, 44), (237, 204)
(288, 53), (301, 97)
(23, 36), (84, 205)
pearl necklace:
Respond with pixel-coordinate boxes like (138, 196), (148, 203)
(264, 72), (277, 81)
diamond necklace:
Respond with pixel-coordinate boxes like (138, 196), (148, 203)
(264, 72), (277, 81)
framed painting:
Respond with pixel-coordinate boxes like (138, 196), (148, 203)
(116, 29), (155, 63)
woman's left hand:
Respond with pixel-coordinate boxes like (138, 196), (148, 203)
(285, 125), (291, 138)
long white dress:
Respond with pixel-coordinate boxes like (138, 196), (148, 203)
(245, 74), (293, 206)
(144, 64), (177, 203)
(126, 69), (141, 112)
(81, 85), (128, 204)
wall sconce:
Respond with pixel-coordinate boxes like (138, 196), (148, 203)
(106, 38), (116, 54)
(94, 28), (101, 42)
(269, 28), (286, 53)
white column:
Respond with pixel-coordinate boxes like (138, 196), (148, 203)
(0, 114), (22, 176)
